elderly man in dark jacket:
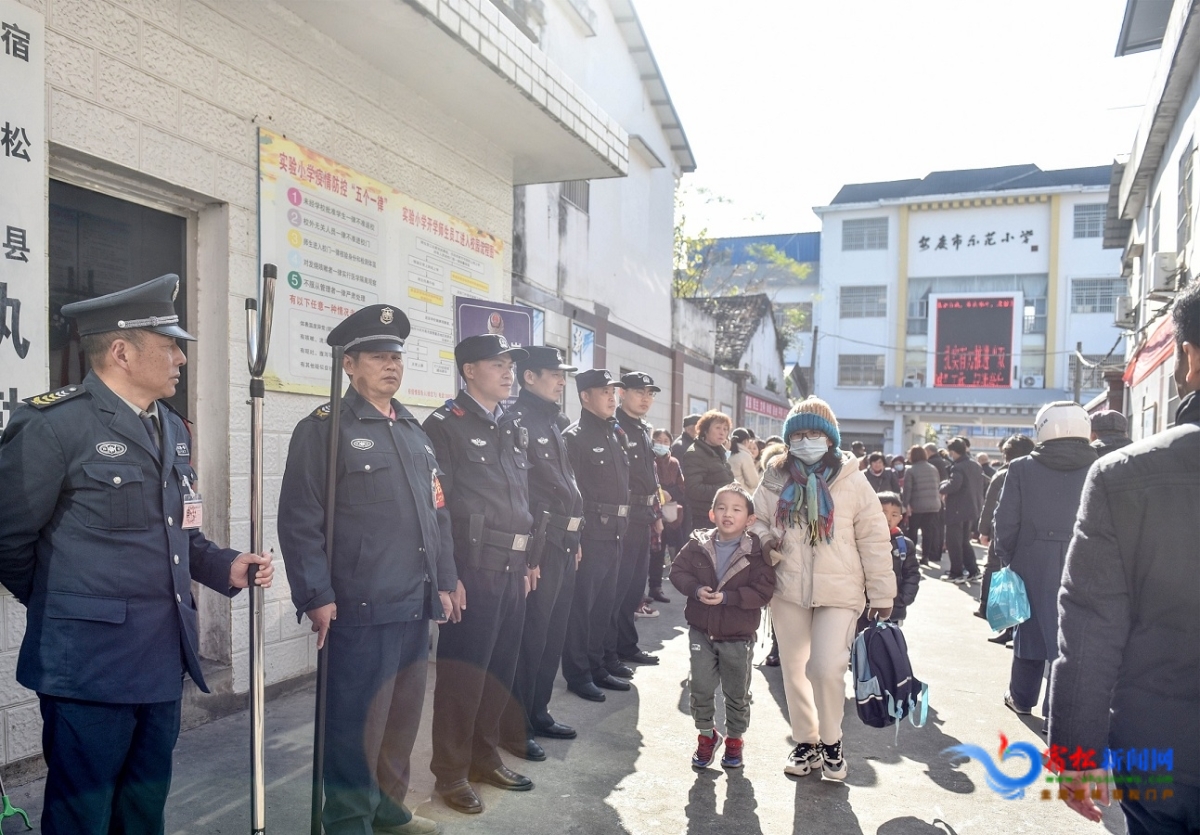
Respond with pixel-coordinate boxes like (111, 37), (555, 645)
(994, 402), (1097, 723)
(1049, 284), (1200, 831)
(975, 434), (1035, 632)
(938, 437), (985, 583)
(1088, 409), (1132, 456)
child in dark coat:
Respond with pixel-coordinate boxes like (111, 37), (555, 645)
(670, 483), (776, 770)
(857, 492), (920, 632)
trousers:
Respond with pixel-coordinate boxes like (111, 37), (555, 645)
(770, 599), (858, 746)
(561, 537), (621, 686)
(1008, 655), (1050, 716)
(687, 628), (755, 738)
(39, 695), (181, 835)
(606, 520), (650, 665)
(323, 619), (431, 835)
(945, 520), (977, 578)
(431, 565), (525, 785)
(909, 511), (942, 563)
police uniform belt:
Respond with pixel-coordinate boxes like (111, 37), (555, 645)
(629, 493), (656, 506)
(481, 530), (531, 551)
(547, 512), (584, 532)
(585, 501), (629, 517)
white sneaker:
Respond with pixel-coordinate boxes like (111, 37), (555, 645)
(784, 742), (822, 776)
(821, 739), (847, 780)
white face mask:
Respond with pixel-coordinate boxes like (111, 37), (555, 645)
(789, 437), (827, 464)
(652, 443), (670, 457)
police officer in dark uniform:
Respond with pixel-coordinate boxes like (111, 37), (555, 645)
(606, 372), (663, 671)
(561, 369), (632, 701)
(423, 334), (536, 816)
(0, 274), (274, 835)
(278, 304), (454, 835)
(501, 347), (584, 762)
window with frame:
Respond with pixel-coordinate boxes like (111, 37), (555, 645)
(841, 217), (888, 251)
(840, 285), (887, 318)
(1073, 203), (1106, 238)
(1023, 297), (1047, 334)
(561, 180), (589, 214)
(1178, 142), (1193, 252)
(837, 354), (885, 387)
(1068, 354), (1117, 391)
(1071, 278), (1126, 313)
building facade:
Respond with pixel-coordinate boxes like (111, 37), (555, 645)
(812, 165), (1125, 456)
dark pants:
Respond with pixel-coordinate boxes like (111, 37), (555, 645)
(39, 694), (181, 835)
(945, 519), (977, 578)
(607, 520), (651, 665)
(1008, 655), (1050, 715)
(1122, 783), (1200, 835)
(909, 511), (942, 563)
(648, 543), (667, 592)
(431, 565), (526, 786)
(504, 543), (576, 743)
(562, 537), (621, 687)
(978, 544), (1002, 615)
(324, 619), (430, 835)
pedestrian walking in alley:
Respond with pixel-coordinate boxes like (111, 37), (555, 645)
(0, 276), (276, 835)
(1088, 409), (1133, 455)
(974, 433), (1035, 643)
(728, 427), (761, 492)
(681, 411), (736, 536)
(993, 401), (1097, 726)
(863, 452), (901, 494)
(902, 445), (943, 565)
(1050, 282), (1200, 833)
(750, 397), (895, 782)
(650, 428), (685, 604)
(938, 437), (985, 583)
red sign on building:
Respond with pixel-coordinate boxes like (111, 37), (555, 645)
(933, 297), (1014, 388)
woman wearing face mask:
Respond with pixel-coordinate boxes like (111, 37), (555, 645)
(681, 411), (735, 538)
(750, 397), (895, 782)
(647, 429), (685, 603)
(728, 427), (761, 491)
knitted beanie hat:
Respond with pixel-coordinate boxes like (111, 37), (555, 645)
(782, 396), (841, 451)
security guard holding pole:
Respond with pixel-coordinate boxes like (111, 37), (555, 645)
(607, 372), (663, 670)
(561, 369), (632, 702)
(278, 304), (454, 835)
(501, 347), (584, 762)
(423, 334), (536, 816)
(0, 274), (274, 835)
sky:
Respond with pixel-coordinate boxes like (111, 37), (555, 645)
(635, 0), (1163, 238)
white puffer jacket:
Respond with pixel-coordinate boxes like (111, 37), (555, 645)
(750, 451), (895, 612)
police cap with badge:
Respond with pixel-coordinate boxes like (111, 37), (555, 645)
(455, 333), (529, 372)
(620, 371), (660, 393)
(61, 273), (195, 341)
(575, 368), (625, 393)
(517, 346), (576, 377)
(327, 304), (410, 353)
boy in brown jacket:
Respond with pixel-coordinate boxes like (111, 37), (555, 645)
(670, 483), (776, 769)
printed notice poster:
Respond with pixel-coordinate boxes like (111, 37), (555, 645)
(929, 294), (1020, 388)
(0, 0), (47, 428)
(258, 129), (506, 406)
(455, 298), (532, 406)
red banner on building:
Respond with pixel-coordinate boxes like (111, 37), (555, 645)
(744, 393), (789, 420)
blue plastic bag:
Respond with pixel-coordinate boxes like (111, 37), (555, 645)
(986, 567), (1031, 631)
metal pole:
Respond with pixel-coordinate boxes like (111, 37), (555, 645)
(245, 263), (276, 835)
(311, 346), (344, 835)
(1073, 341), (1083, 404)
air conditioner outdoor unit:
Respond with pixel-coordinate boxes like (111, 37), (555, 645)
(902, 371), (923, 388)
(1020, 374), (1045, 389)
(1150, 251), (1180, 294)
(1114, 295), (1137, 329)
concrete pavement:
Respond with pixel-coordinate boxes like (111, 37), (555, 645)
(5, 556), (1127, 834)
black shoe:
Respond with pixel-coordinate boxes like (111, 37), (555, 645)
(764, 654), (780, 667)
(437, 780), (483, 814)
(973, 611), (987, 620)
(567, 682), (606, 702)
(532, 721), (577, 739)
(606, 663), (635, 679)
(650, 588), (671, 603)
(594, 674), (631, 691)
(988, 628), (1014, 645)
(620, 650), (659, 665)
(470, 765), (533, 791)
(501, 738), (545, 761)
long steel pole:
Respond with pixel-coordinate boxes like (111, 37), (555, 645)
(245, 263), (276, 835)
(311, 345), (344, 835)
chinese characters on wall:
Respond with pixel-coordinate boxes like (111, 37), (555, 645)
(918, 229), (1036, 251)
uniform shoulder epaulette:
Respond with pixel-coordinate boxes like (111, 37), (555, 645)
(310, 403), (333, 420)
(441, 398), (465, 418)
(25, 385), (87, 409)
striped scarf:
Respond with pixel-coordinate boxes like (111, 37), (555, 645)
(775, 456), (836, 546)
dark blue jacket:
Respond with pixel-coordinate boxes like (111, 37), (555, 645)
(278, 385), (457, 626)
(0, 373), (239, 702)
(564, 409), (630, 541)
(508, 389), (583, 551)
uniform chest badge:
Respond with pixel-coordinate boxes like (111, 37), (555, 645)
(592, 446), (604, 453)
(471, 438), (487, 446)
(537, 436), (549, 444)
(96, 442), (127, 458)
(351, 439), (374, 450)
(176, 443), (190, 457)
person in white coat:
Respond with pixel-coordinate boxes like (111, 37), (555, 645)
(750, 397), (895, 782)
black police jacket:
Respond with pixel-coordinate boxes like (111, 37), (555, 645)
(509, 389), (583, 551)
(422, 391), (534, 572)
(563, 408), (631, 541)
(278, 385), (456, 627)
(616, 407), (661, 526)
(0, 372), (239, 703)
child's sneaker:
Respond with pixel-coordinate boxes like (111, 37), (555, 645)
(821, 739), (847, 780)
(721, 737), (744, 768)
(691, 731), (722, 768)
(783, 741), (821, 776)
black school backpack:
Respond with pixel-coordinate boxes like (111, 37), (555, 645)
(850, 621), (929, 739)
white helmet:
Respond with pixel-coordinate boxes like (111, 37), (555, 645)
(1033, 401), (1090, 444)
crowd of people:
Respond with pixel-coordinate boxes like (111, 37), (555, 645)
(0, 274), (1196, 835)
